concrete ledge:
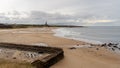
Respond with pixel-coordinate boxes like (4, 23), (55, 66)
(0, 42), (64, 68)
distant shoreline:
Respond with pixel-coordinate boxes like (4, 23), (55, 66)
(0, 23), (83, 29)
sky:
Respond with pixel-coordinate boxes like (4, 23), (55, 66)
(0, 0), (120, 26)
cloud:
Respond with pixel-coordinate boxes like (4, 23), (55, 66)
(0, 11), (119, 26)
(0, 0), (120, 26)
(83, 19), (116, 24)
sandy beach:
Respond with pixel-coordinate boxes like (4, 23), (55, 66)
(0, 27), (120, 68)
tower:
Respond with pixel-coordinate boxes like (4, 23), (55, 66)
(45, 21), (48, 26)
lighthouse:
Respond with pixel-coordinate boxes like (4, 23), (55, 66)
(45, 21), (48, 26)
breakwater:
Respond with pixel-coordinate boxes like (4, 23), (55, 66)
(0, 43), (64, 68)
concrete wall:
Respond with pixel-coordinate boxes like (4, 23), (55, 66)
(0, 43), (64, 68)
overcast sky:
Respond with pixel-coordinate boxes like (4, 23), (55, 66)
(0, 0), (119, 26)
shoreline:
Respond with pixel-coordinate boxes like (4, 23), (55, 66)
(0, 27), (120, 68)
(53, 27), (120, 44)
(53, 28), (103, 44)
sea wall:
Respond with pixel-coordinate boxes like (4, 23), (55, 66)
(0, 43), (64, 68)
(32, 51), (64, 68)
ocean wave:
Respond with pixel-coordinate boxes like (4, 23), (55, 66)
(53, 28), (102, 44)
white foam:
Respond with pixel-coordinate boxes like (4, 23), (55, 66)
(32, 43), (48, 46)
(12, 31), (32, 34)
(72, 45), (92, 48)
(53, 28), (102, 44)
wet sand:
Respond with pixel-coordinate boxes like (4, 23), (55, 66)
(0, 27), (120, 68)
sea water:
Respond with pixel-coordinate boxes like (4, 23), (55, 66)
(53, 26), (120, 45)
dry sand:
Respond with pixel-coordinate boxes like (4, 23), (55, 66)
(0, 27), (120, 68)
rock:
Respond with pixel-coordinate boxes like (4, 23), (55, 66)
(113, 46), (118, 48)
(118, 48), (120, 50)
(112, 48), (115, 51)
(13, 57), (16, 59)
(69, 47), (76, 50)
(101, 43), (106, 47)
(96, 48), (99, 50)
